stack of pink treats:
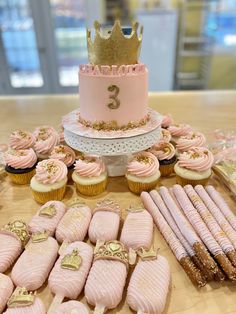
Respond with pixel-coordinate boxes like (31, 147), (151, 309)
(141, 184), (236, 284)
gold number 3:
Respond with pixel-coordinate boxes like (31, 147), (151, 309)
(107, 85), (120, 109)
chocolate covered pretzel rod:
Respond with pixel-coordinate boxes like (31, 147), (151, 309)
(206, 185), (236, 231)
(141, 192), (206, 287)
(185, 185), (236, 268)
(173, 185), (236, 280)
(159, 186), (219, 279)
(195, 185), (236, 250)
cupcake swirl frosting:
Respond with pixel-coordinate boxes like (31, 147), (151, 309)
(168, 124), (192, 137)
(178, 147), (214, 172)
(149, 142), (175, 160)
(10, 130), (35, 149)
(35, 159), (68, 184)
(50, 145), (75, 167)
(34, 126), (60, 155)
(4, 148), (37, 169)
(74, 156), (105, 177)
(127, 152), (159, 177)
(161, 114), (173, 128)
(160, 129), (171, 142)
(176, 132), (206, 152)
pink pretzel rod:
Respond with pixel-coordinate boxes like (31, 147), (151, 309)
(184, 185), (235, 255)
(195, 185), (236, 250)
(205, 186), (236, 231)
(173, 185), (236, 280)
(141, 192), (206, 287)
(150, 190), (195, 257)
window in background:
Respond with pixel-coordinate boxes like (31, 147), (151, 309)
(50, 0), (87, 87)
(0, 0), (43, 88)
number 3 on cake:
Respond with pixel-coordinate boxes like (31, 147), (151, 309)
(107, 85), (120, 109)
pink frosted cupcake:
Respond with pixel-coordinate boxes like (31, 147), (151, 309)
(9, 130), (35, 149)
(30, 159), (68, 204)
(49, 145), (75, 181)
(72, 156), (107, 196)
(176, 132), (206, 153)
(149, 142), (176, 176)
(168, 124), (192, 145)
(126, 151), (160, 194)
(34, 125), (60, 160)
(4, 148), (37, 184)
(161, 114), (174, 129)
(174, 147), (214, 186)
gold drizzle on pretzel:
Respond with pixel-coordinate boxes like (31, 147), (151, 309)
(94, 240), (129, 269)
(7, 287), (35, 308)
(2, 220), (29, 247)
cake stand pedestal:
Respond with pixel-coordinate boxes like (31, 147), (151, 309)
(62, 109), (162, 177)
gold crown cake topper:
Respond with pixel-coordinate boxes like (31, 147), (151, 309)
(39, 204), (56, 218)
(32, 230), (49, 243)
(94, 240), (129, 269)
(137, 246), (159, 261)
(67, 197), (86, 208)
(61, 248), (82, 271)
(87, 20), (143, 66)
(2, 220), (30, 247)
(7, 287), (35, 308)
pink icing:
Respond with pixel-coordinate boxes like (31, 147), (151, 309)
(54, 301), (89, 314)
(176, 132), (206, 152)
(160, 129), (171, 142)
(149, 142), (175, 160)
(178, 147), (214, 172)
(10, 130), (35, 149)
(50, 145), (75, 167)
(0, 234), (22, 273)
(127, 152), (159, 177)
(168, 124), (192, 137)
(34, 126), (60, 155)
(161, 114), (173, 128)
(4, 148), (37, 169)
(35, 159), (68, 184)
(4, 296), (46, 314)
(74, 156), (105, 177)
(79, 65), (148, 127)
(0, 274), (14, 313)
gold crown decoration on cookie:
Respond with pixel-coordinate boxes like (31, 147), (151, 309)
(67, 197), (86, 208)
(39, 204), (56, 218)
(137, 246), (159, 261)
(127, 203), (145, 213)
(7, 287), (35, 308)
(94, 198), (120, 214)
(61, 249), (82, 271)
(87, 20), (143, 66)
(32, 230), (49, 243)
(2, 220), (30, 247)
(94, 240), (129, 269)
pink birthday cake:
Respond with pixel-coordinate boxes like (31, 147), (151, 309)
(78, 20), (150, 131)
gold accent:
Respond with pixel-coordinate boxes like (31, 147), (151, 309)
(39, 204), (56, 218)
(94, 199), (120, 214)
(2, 220), (29, 247)
(137, 247), (158, 261)
(127, 204), (145, 213)
(61, 249), (82, 271)
(7, 287), (35, 308)
(107, 85), (120, 109)
(87, 20), (143, 66)
(136, 155), (152, 164)
(32, 231), (49, 243)
(78, 113), (150, 131)
(67, 198), (86, 208)
(94, 240), (129, 269)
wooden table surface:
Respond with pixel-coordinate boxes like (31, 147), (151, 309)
(0, 91), (236, 314)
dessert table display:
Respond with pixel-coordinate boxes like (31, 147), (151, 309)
(0, 90), (236, 313)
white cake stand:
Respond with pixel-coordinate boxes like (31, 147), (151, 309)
(62, 108), (162, 177)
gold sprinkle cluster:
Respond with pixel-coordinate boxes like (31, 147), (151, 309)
(136, 156), (153, 164)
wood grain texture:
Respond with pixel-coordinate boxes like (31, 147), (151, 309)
(0, 91), (236, 313)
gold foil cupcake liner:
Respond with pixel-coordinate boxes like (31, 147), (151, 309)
(127, 179), (159, 195)
(75, 178), (107, 196)
(32, 185), (66, 204)
(159, 163), (175, 177)
(7, 169), (35, 185)
(176, 175), (210, 187)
